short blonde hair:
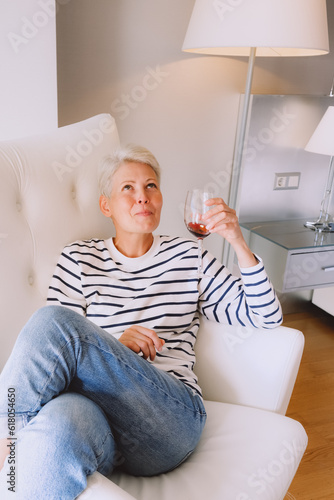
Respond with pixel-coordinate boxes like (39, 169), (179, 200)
(99, 144), (161, 197)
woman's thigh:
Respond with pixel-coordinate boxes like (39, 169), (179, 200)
(97, 365), (207, 476)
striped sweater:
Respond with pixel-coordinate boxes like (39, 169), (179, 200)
(47, 235), (282, 396)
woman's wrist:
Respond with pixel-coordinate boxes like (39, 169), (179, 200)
(231, 237), (258, 268)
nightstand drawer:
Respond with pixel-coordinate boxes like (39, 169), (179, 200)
(285, 250), (334, 290)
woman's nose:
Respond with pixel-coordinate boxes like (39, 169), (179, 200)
(137, 190), (149, 204)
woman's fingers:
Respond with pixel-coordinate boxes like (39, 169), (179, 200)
(201, 197), (244, 243)
(203, 198), (237, 231)
(119, 326), (165, 360)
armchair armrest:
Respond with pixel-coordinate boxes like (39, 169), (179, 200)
(194, 317), (304, 415)
(78, 472), (137, 500)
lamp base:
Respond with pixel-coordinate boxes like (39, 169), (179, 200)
(305, 157), (334, 233)
(304, 220), (334, 232)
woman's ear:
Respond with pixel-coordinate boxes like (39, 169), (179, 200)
(99, 195), (112, 218)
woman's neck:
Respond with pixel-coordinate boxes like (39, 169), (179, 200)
(113, 233), (154, 258)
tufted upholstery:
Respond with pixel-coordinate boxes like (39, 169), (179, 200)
(0, 114), (307, 500)
(0, 114), (119, 369)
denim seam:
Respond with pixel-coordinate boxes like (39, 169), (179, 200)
(95, 430), (113, 460)
(30, 335), (83, 413)
(91, 430), (114, 476)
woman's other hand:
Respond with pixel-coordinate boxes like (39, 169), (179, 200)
(119, 325), (165, 361)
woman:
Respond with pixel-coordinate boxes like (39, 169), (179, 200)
(0, 145), (282, 499)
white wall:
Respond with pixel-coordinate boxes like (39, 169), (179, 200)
(56, 0), (256, 260)
(0, 0), (57, 140)
(239, 95), (334, 223)
(56, 0), (334, 261)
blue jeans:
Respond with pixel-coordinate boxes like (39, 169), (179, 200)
(0, 306), (206, 499)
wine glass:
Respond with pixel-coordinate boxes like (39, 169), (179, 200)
(184, 189), (212, 277)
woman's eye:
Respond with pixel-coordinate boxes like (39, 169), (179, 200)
(147, 183), (157, 189)
(122, 184), (132, 191)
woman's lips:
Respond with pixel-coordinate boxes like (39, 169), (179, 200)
(135, 211), (153, 216)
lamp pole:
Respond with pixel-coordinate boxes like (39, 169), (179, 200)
(223, 47), (257, 267)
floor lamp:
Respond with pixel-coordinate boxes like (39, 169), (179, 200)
(304, 106), (334, 232)
(182, 0), (329, 264)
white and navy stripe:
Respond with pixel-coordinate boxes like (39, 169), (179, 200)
(47, 235), (282, 396)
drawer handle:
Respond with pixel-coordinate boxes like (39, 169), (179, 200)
(322, 266), (334, 272)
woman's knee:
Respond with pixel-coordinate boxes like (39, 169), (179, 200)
(23, 393), (115, 474)
(34, 392), (112, 443)
(17, 305), (80, 349)
(25, 305), (78, 334)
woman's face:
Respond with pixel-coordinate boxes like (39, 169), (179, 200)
(100, 161), (163, 237)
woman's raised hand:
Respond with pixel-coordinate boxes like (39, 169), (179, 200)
(203, 197), (258, 268)
(202, 197), (243, 242)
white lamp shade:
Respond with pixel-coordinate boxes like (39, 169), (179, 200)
(305, 107), (334, 157)
(182, 0), (329, 57)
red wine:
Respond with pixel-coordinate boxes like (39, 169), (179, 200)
(187, 222), (210, 238)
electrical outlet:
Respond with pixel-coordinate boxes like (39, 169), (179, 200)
(275, 175), (287, 189)
(274, 172), (300, 190)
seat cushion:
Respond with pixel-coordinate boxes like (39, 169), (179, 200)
(80, 400), (307, 500)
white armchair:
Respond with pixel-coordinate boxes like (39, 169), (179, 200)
(0, 114), (307, 500)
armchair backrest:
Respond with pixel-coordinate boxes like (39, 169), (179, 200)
(0, 114), (120, 369)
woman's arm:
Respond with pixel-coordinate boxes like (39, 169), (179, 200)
(199, 198), (282, 329)
(47, 244), (87, 315)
